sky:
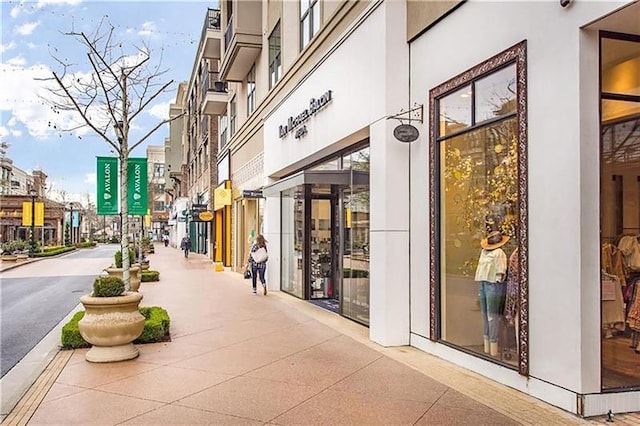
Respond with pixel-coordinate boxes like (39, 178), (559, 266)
(0, 0), (216, 207)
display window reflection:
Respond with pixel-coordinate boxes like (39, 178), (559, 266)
(431, 43), (527, 372)
(600, 32), (640, 390)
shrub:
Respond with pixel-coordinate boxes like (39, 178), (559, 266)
(136, 307), (171, 343)
(110, 235), (120, 244)
(141, 270), (160, 282)
(61, 307), (171, 349)
(93, 276), (125, 297)
(34, 246), (76, 257)
(114, 248), (135, 268)
(61, 311), (90, 349)
(75, 241), (97, 249)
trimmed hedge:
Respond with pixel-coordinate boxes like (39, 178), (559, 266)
(61, 306), (171, 349)
(343, 268), (369, 278)
(93, 276), (125, 297)
(75, 241), (97, 248)
(35, 246), (76, 257)
(141, 270), (160, 282)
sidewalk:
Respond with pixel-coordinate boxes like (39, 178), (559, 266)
(4, 245), (591, 425)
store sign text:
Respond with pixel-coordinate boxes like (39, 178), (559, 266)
(279, 90), (332, 139)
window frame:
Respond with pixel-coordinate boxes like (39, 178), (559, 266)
(247, 64), (256, 116)
(230, 96), (237, 137)
(429, 41), (529, 376)
(219, 109), (228, 150)
(300, 0), (319, 51)
(269, 22), (281, 89)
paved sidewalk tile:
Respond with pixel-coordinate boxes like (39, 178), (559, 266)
(6, 244), (604, 425)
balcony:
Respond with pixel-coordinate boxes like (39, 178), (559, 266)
(201, 8), (222, 60)
(219, 5), (262, 82)
(202, 71), (228, 116)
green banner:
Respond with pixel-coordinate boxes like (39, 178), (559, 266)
(127, 157), (148, 216)
(96, 157), (118, 215)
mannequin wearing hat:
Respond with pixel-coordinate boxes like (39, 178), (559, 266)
(474, 230), (509, 357)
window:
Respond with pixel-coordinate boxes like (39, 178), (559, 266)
(269, 23), (281, 89)
(220, 109), (228, 149)
(154, 163), (164, 177)
(154, 201), (165, 212)
(300, 0), (319, 50)
(599, 32), (640, 391)
(430, 42), (528, 374)
(230, 96), (237, 137)
(247, 64), (256, 116)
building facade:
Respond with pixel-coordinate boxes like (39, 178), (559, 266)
(172, 0), (640, 417)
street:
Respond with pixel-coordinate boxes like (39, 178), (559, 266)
(0, 245), (117, 377)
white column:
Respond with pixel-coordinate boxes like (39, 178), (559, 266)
(369, 0), (410, 346)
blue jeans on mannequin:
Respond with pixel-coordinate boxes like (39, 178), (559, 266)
(478, 281), (505, 344)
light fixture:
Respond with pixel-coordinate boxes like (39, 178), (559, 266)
(114, 120), (124, 140)
(29, 188), (37, 197)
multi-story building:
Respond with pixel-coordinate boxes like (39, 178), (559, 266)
(173, 0), (640, 417)
(146, 145), (168, 241)
(0, 165), (65, 245)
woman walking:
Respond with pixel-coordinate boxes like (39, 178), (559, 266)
(247, 234), (268, 295)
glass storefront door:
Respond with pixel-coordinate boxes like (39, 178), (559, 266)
(276, 144), (370, 323)
(310, 198), (336, 301)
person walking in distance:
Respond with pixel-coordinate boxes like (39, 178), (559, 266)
(163, 233), (169, 247)
(180, 235), (191, 258)
(247, 234), (268, 295)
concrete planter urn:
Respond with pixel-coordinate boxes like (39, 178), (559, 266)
(16, 253), (29, 262)
(106, 265), (141, 292)
(1, 254), (18, 263)
(79, 291), (145, 363)
(140, 261), (150, 271)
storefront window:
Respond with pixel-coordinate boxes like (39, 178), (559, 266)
(342, 147), (370, 324)
(281, 187), (304, 298)
(600, 32), (640, 390)
(431, 42), (527, 372)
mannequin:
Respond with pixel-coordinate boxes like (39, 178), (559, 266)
(474, 230), (509, 357)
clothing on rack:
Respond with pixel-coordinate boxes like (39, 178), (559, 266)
(601, 270), (625, 333)
(627, 273), (640, 332)
(618, 235), (640, 272)
(602, 243), (627, 286)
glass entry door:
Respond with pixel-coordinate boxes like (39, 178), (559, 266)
(310, 198), (336, 301)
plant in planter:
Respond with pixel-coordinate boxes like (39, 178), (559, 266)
(1, 241), (19, 262)
(106, 248), (141, 292)
(78, 275), (145, 362)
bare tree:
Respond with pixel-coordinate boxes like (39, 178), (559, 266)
(39, 17), (183, 290)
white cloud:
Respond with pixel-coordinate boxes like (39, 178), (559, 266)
(0, 42), (17, 53)
(16, 21), (40, 36)
(10, 6), (21, 19)
(37, 0), (83, 7)
(0, 126), (9, 139)
(11, 130), (23, 137)
(84, 173), (96, 185)
(0, 60), (95, 140)
(138, 21), (157, 37)
(148, 101), (171, 120)
(27, 42), (37, 49)
(6, 55), (26, 66)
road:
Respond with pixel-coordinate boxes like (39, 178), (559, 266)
(0, 245), (117, 378)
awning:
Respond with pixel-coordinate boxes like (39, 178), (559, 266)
(263, 170), (369, 197)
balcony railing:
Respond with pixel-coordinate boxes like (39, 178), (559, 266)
(200, 8), (220, 41)
(224, 15), (233, 50)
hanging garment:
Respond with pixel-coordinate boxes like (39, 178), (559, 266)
(618, 235), (640, 272)
(602, 271), (625, 332)
(602, 243), (627, 286)
(627, 275), (640, 332)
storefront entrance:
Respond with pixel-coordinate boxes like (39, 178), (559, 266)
(270, 145), (370, 324)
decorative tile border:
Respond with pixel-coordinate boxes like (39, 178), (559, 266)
(428, 40), (529, 375)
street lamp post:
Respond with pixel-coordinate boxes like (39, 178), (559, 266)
(68, 202), (74, 246)
(29, 189), (37, 257)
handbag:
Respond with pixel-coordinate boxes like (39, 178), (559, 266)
(251, 247), (269, 263)
(243, 268), (251, 279)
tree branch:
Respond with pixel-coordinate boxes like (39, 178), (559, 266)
(129, 112), (184, 153)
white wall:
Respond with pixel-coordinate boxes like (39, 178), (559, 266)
(409, 0), (628, 396)
(263, 1), (412, 345)
(263, 4), (386, 177)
